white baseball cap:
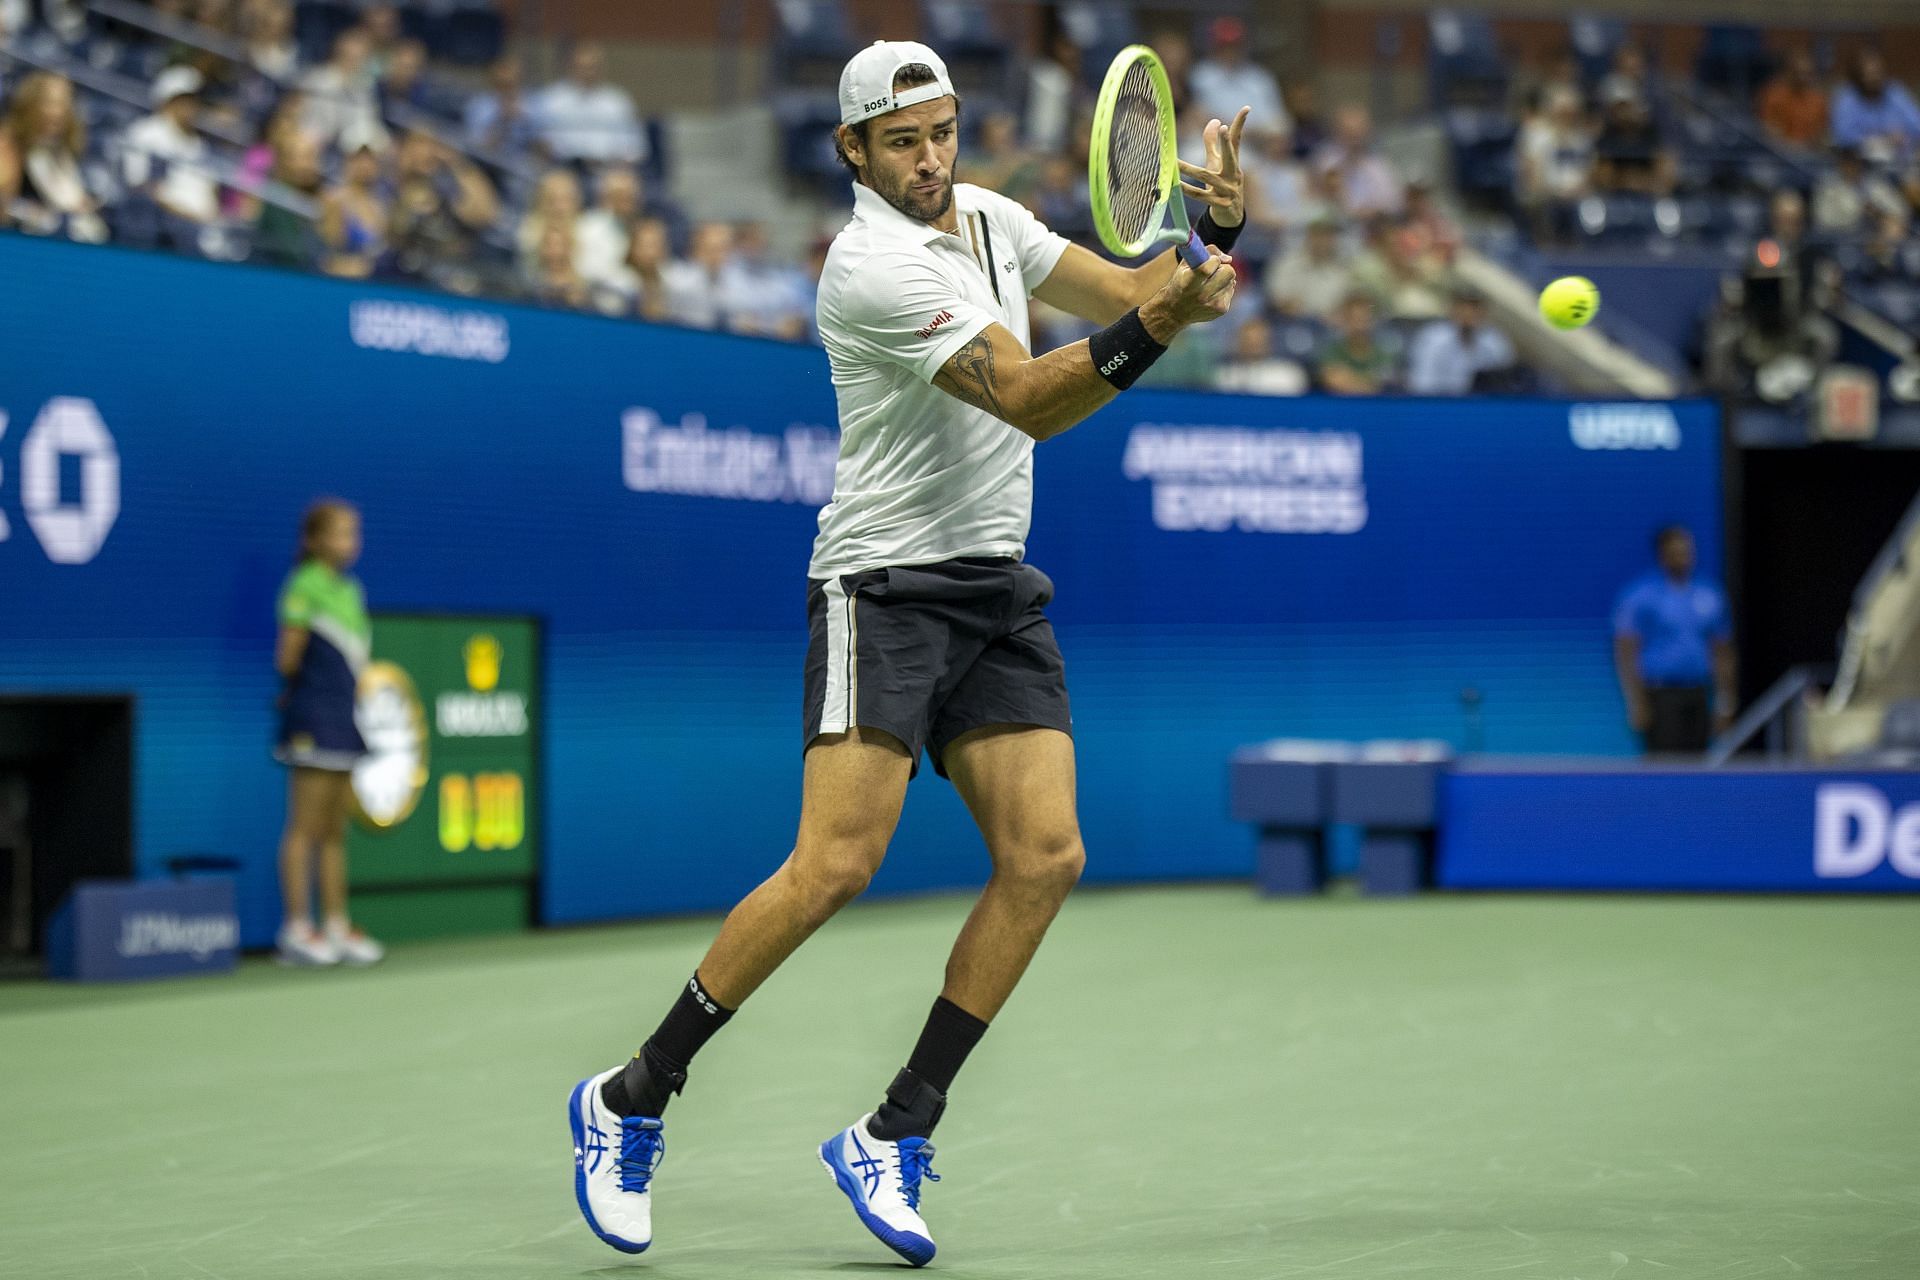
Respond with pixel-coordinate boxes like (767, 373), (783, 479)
(838, 40), (956, 126)
(151, 65), (204, 107)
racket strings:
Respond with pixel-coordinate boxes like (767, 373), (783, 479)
(1104, 57), (1165, 247)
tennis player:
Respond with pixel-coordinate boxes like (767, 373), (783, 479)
(571, 40), (1249, 1265)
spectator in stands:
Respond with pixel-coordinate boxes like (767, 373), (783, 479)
(970, 111), (1038, 204)
(1855, 205), (1920, 283)
(1283, 82), (1326, 159)
(301, 28), (384, 151)
(574, 165), (642, 289)
(1351, 214), (1449, 320)
(1244, 123), (1310, 243)
(1768, 189), (1809, 257)
(1758, 48), (1829, 149)
(1593, 94), (1677, 196)
(1265, 216), (1352, 319)
(0, 71), (106, 242)
(1316, 106), (1401, 218)
(1613, 525), (1737, 755)
(387, 129), (499, 293)
(240, 0), (299, 81)
(1596, 45), (1653, 114)
(317, 136), (387, 278)
(465, 57), (540, 162)
(624, 214), (676, 322)
(1813, 145), (1902, 233)
(661, 220), (752, 331)
(1407, 286), (1516, 395)
(1215, 314), (1307, 395)
(730, 221), (812, 341)
(1025, 18), (1081, 154)
(377, 38), (445, 127)
(529, 220), (589, 309)
(1832, 49), (1920, 166)
(1031, 152), (1092, 240)
(359, 3), (403, 76)
(1518, 49), (1585, 119)
(516, 167), (582, 274)
(1316, 291), (1396, 395)
(251, 126), (322, 268)
(123, 66), (222, 239)
(1150, 26), (1194, 111)
(536, 42), (644, 169)
(227, 88), (305, 219)
(1191, 16), (1287, 137)
(1516, 86), (1595, 242)
(1401, 179), (1461, 267)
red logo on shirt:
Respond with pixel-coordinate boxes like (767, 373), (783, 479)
(915, 310), (955, 340)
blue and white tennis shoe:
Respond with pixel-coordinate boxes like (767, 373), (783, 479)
(819, 1114), (941, 1267)
(568, 1065), (663, 1254)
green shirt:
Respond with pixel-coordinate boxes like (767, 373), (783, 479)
(278, 560), (371, 655)
(1318, 338), (1396, 388)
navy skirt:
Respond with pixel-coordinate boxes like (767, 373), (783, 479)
(274, 685), (367, 773)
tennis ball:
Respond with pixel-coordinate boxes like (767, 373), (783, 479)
(1539, 276), (1600, 330)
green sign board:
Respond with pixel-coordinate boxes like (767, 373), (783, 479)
(346, 614), (539, 936)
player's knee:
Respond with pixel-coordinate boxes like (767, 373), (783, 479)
(999, 830), (1085, 898)
(791, 840), (880, 913)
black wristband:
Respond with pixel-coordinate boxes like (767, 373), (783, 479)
(1088, 307), (1167, 391)
(1196, 210), (1243, 254)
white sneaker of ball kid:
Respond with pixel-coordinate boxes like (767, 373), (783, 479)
(276, 921), (340, 966)
(568, 1065), (662, 1254)
(819, 1114), (940, 1267)
(324, 919), (384, 966)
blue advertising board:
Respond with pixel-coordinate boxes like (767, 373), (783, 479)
(45, 877), (240, 981)
(0, 235), (1723, 942)
(1439, 763), (1920, 891)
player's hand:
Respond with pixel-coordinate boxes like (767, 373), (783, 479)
(1143, 246), (1237, 337)
(1177, 106), (1251, 228)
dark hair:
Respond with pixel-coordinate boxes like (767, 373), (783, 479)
(1653, 523), (1690, 555)
(833, 63), (955, 177)
(297, 498), (358, 564)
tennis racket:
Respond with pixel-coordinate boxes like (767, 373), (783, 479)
(1089, 44), (1208, 268)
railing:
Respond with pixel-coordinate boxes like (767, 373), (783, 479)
(1706, 663), (1830, 765)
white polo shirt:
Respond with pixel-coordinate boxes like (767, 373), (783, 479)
(810, 181), (1070, 578)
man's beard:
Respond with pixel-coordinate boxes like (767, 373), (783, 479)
(882, 167), (955, 223)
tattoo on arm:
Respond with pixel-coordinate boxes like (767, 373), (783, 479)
(935, 333), (1009, 421)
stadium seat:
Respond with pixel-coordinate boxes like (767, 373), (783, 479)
(771, 0), (857, 91)
(1427, 9), (1506, 109)
(1694, 25), (1775, 99)
(1056, 1), (1137, 88)
(294, 0), (359, 65)
(1568, 13), (1626, 87)
(918, 1), (1012, 98)
(442, 1), (504, 67)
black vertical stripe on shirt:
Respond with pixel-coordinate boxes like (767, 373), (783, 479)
(977, 213), (1003, 307)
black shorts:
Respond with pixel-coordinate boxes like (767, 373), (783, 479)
(803, 556), (1073, 778)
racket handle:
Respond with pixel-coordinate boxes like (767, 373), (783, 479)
(1177, 229), (1209, 268)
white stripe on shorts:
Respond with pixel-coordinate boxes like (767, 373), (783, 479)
(818, 576), (855, 735)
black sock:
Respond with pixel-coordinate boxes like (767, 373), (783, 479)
(602, 971), (734, 1117)
(866, 997), (989, 1141)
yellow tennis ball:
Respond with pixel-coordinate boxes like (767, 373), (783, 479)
(1540, 276), (1600, 330)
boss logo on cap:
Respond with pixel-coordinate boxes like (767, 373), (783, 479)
(863, 96), (892, 113)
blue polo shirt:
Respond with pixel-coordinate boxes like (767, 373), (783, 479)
(1613, 572), (1730, 686)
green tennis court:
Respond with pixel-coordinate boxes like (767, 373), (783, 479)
(5, 887), (1916, 1279)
